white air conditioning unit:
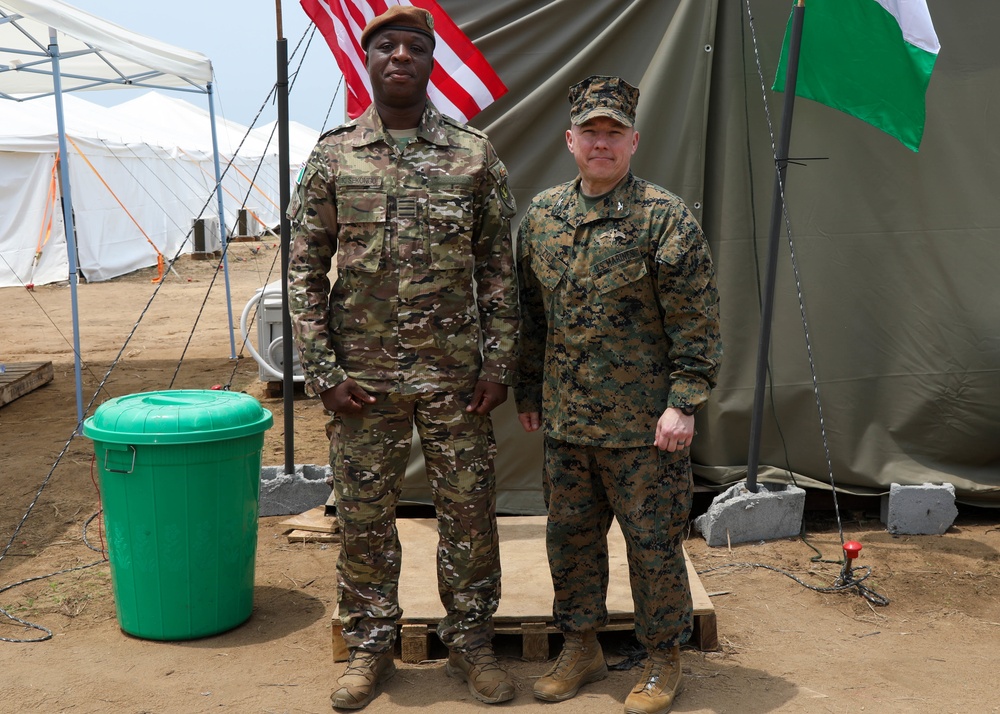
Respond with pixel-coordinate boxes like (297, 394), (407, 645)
(240, 280), (304, 382)
(237, 207), (264, 237)
(192, 216), (221, 253)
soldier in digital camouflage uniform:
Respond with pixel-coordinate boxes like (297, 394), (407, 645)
(514, 75), (722, 714)
(286, 6), (518, 710)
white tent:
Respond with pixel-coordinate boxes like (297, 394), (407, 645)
(0, 0), (224, 422)
(0, 92), (317, 288)
(0, 0), (212, 95)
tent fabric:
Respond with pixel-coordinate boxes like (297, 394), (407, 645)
(700, 0), (1000, 504)
(423, 0), (1000, 509)
(395, 0), (719, 513)
(0, 0), (212, 98)
(0, 151), (66, 286)
(0, 0), (225, 287)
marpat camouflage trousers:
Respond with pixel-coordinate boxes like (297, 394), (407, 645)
(543, 437), (693, 651)
(329, 391), (501, 654)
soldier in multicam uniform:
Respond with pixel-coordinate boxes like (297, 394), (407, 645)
(286, 6), (518, 710)
(514, 75), (722, 714)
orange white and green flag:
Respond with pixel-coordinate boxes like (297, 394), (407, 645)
(774, 0), (940, 152)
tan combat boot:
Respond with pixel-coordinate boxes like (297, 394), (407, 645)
(533, 631), (608, 702)
(330, 649), (396, 710)
(446, 643), (515, 704)
(623, 645), (683, 714)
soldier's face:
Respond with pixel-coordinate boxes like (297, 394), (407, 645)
(566, 117), (639, 193)
(366, 30), (434, 109)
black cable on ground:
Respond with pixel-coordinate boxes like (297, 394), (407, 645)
(608, 637), (647, 671)
(697, 556), (890, 608)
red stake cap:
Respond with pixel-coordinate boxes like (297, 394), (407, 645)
(843, 541), (863, 559)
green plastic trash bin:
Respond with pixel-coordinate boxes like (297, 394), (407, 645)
(82, 389), (273, 640)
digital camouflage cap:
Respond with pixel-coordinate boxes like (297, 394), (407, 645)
(568, 75), (639, 127)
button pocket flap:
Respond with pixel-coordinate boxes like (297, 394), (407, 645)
(592, 250), (647, 294)
(337, 191), (387, 224)
(532, 248), (568, 290)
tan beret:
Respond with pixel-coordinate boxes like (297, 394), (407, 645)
(360, 5), (436, 51)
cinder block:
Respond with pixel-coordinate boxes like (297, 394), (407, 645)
(880, 482), (957, 535)
(260, 463), (332, 517)
(694, 481), (805, 547)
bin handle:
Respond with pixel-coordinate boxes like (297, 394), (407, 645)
(105, 444), (136, 474)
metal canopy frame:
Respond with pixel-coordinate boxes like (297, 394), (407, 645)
(0, 13), (201, 99)
(0, 1), (236, 426)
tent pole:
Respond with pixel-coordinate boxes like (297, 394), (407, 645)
(48, 28), (84, 427)
(207, 85), (238, 360)
(746, 1), (804, 492)
(276, 3), (296, 475)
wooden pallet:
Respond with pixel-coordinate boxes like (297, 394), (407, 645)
(0, 361), (54, 408)
(331, 516), (718, 663)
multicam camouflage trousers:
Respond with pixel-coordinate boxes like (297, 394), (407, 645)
(543, 437), (694, 652)
(329, 391), (501, 655)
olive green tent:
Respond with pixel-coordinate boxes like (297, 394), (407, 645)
(412, 0), (1000, 511)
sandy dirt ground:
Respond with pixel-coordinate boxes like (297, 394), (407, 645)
(2, 243), (1000, 714)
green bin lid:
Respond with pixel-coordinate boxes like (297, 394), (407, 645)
(82, 389), (273, 445)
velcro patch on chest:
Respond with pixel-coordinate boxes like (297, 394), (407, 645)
(339, 176), (384, 187)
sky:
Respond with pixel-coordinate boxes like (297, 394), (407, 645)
(67, 0), (347, 133)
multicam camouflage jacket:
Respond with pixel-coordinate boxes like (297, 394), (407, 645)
(287, 101), (518, 397)
(514, 172), (722, 450)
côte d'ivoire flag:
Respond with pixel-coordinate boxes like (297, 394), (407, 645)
(773, 0), (940, 152)
(301, 0), (507, 123)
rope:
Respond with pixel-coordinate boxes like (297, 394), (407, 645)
(27, 158), (59, 288)
(0, 455), (107, 644)
(65, 136), (167, 283)
(100, 139), (198, 236)
(0, 557), (106, 643)
(169, 18), (319, 390)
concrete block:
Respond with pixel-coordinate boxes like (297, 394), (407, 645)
(694, 481), (805, 547)
(260, 463), (332, 517)
(880, 482), (957, 535)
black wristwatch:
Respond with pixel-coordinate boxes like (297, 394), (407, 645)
(678, 404), (698, 416)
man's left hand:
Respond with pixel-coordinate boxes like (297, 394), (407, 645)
(655, 407), (695, 452)
(466, 380), (508, 415)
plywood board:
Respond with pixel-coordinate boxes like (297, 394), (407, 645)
(396, 516), (710, 623)
(286, 529), (338, 543)
(332, 516), (718, 659)
(280, 506), (338, 533)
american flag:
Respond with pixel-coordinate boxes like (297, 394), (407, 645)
(300, 0), (508, 122)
